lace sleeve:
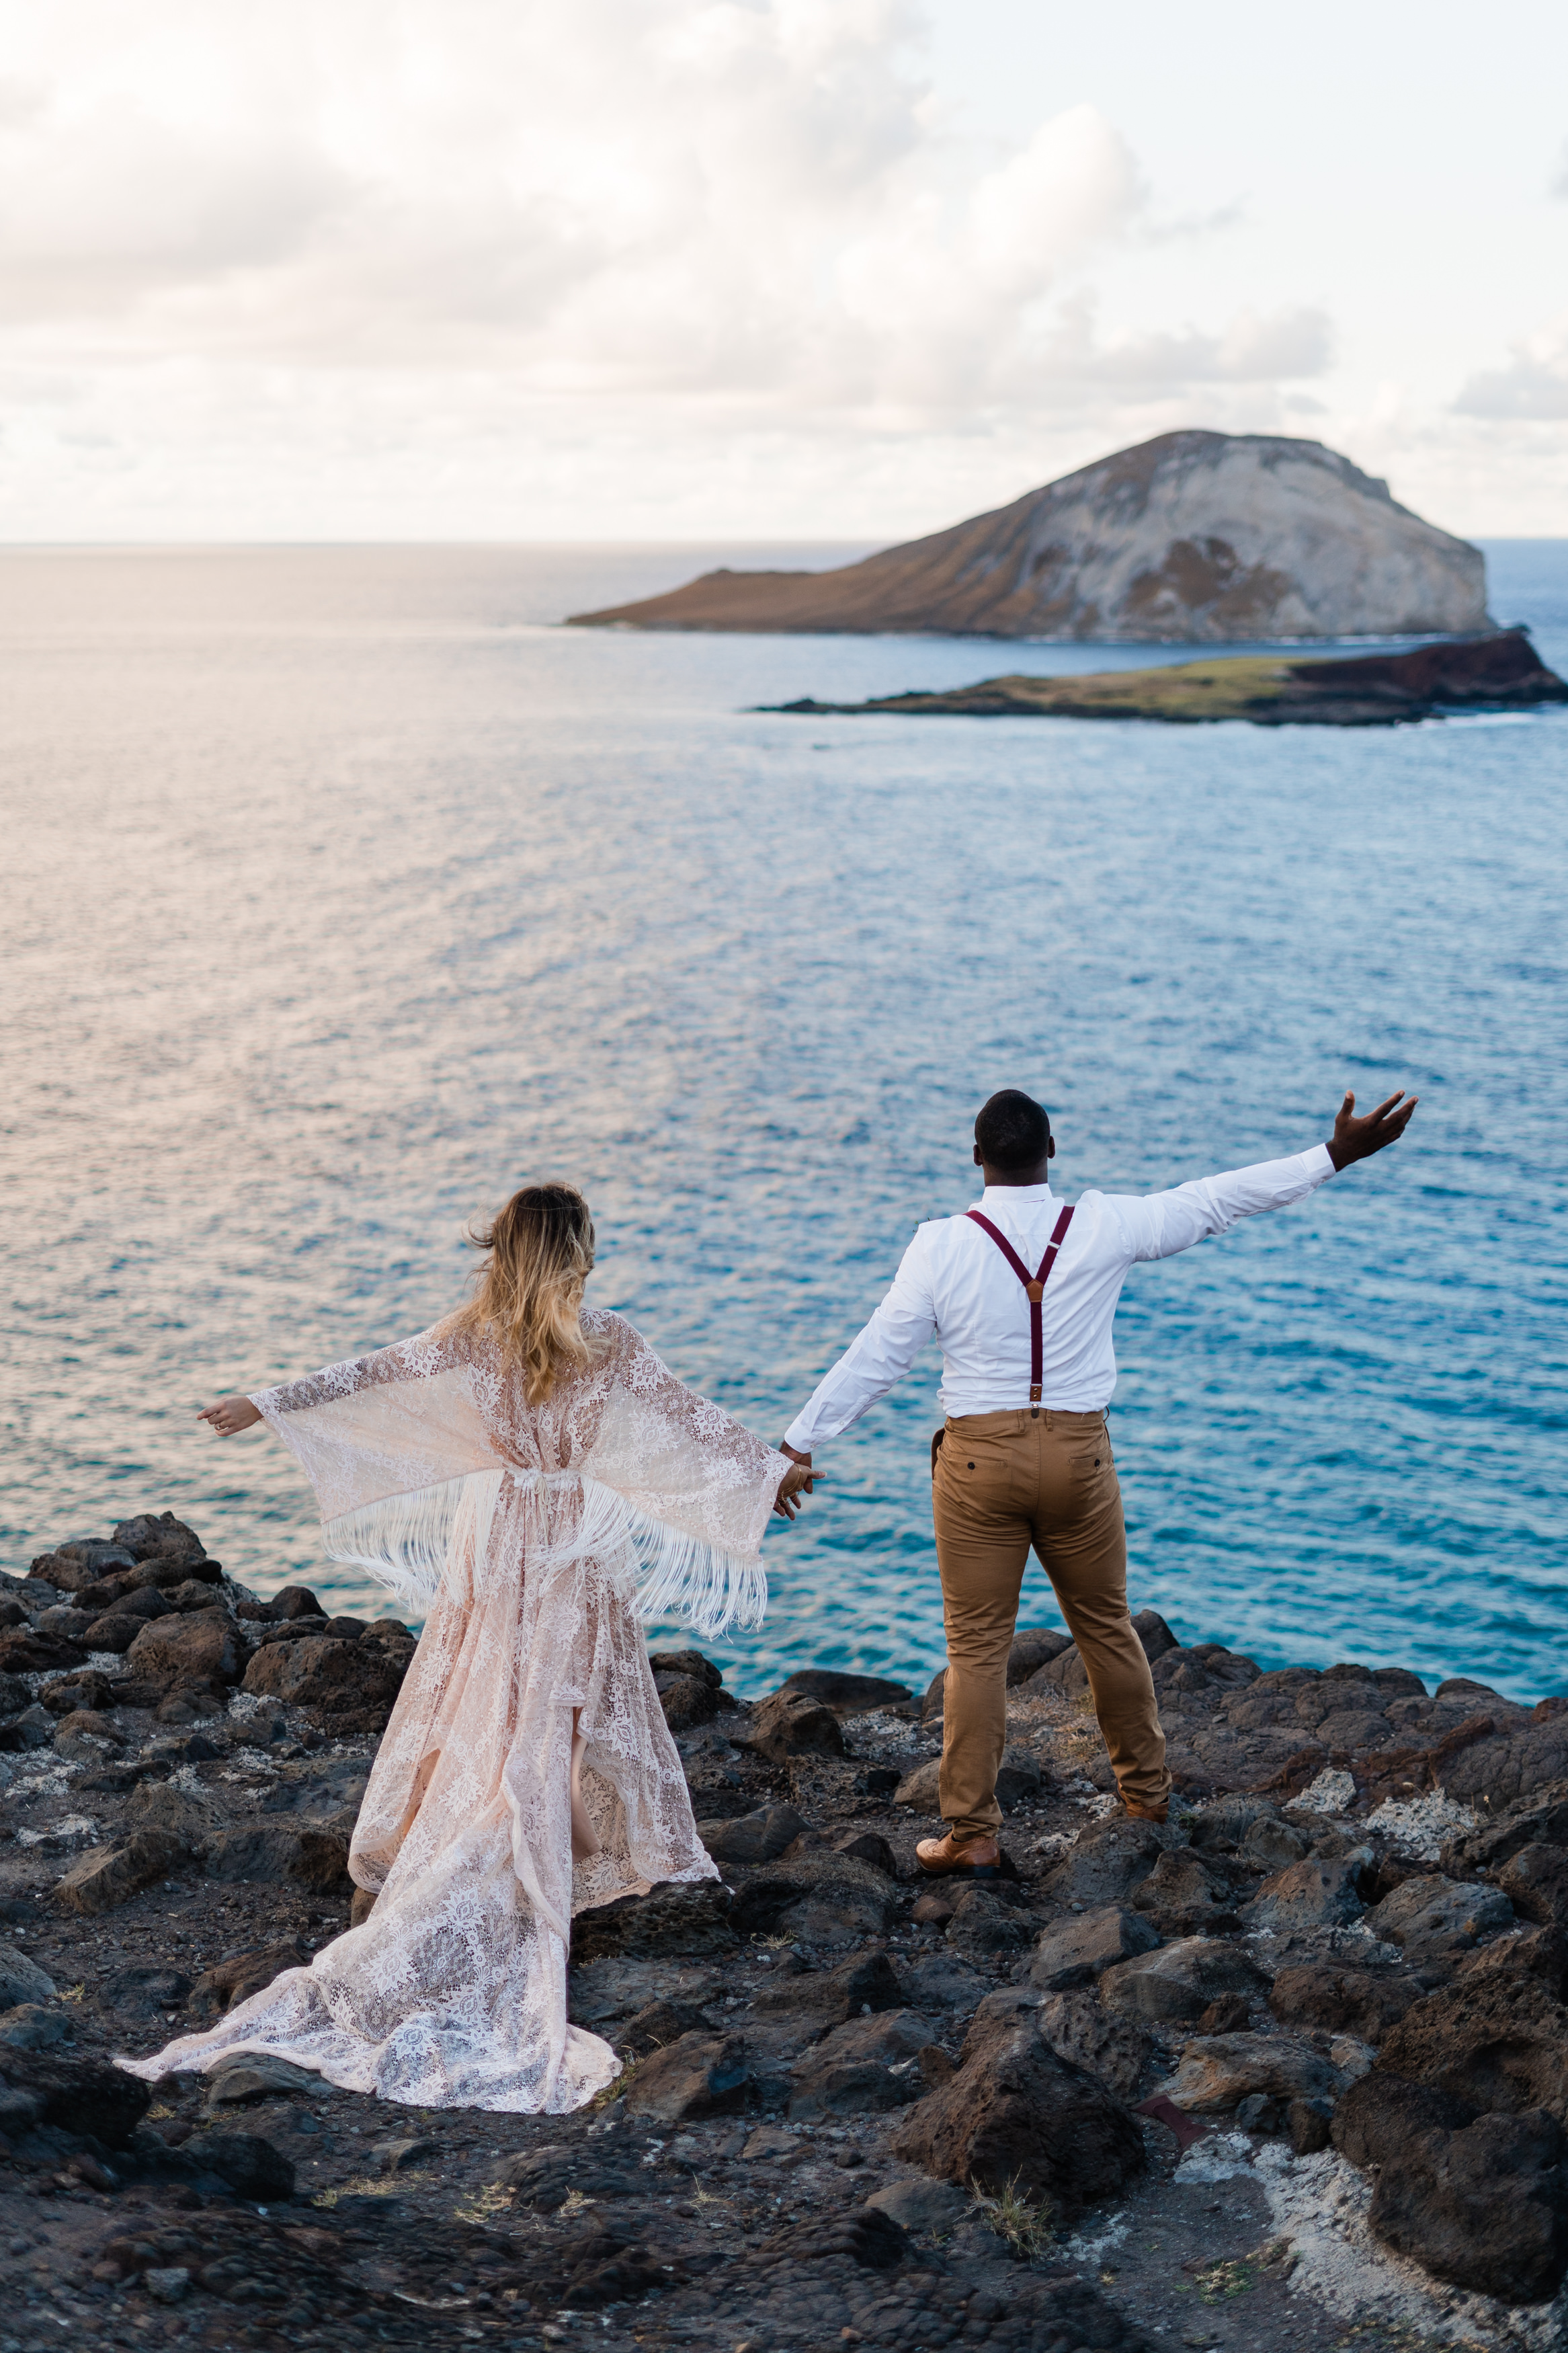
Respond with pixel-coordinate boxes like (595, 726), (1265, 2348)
(249, 1327), (499, 1529)
(577, 1318), (790, 1627)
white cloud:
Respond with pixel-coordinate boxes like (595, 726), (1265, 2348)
(1454, 313), (1568, 420)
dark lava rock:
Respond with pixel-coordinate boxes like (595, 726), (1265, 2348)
(1100, 1937), (1270, 2026)
(1337, 2075), (1568, 2305)
(1364, 1874), (1514, 1965)
(655, 1674), (720, 1730)
(183, 2130), (296, 2200)
(761, 2205), (911, 2270)
(504, 2147), (642, 2208)
(822, 1826), (897, 1875)
(944, 1884), (1032, 1958)
(270, 1585), (327, 1619)
(1443, 1783), (1568, 1876)
(573, 1879), (738, 1963)
(698, 1804), (809, 1866)
(1376, 1975), (1568, 2120)
(737, 1689), (847, 1763)
(1130, 1848), (1235, 1933)
(1034, 1989), (1153, 2101)
(1452, 1925), (1568, 1998)
(187, 1941), (308, 2024)
(616, 1999), (709, 2057)
(1268, 1964), (1421, 2040)
(1006, 1627), (1073, 1685)
(788, 2009), (935, 2120)
(750, 1948), (901, 2033)
(622, 2030), (753, 2120)
(100, 1966), (194, 2024)
(112, 1513), (208, 1566)
(1245, 1858), (1365, 1934)
(54, 1829), (190, 1915)
(890, 2004), (1144, 2210)
(774, 1669), (913, 1714)
(1, 2047), (151, 2145)
(204, 1821), (353, 1897)
(1497, 1843), (1568, 1929)
(1041, 1816), (1163, 1909)
(0, 1630), (88, 1678)
(729, 1854), (899, 1944)
(242, 1636), (407, 1732)
(125, 1608), (242, 1693)
(1028, 1907), (1161, 1991)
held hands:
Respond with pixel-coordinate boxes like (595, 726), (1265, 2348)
(1327, 1088), (1419, 1170)
(773, 1442), (820, 1521)
(199, 1396), (263, 1437)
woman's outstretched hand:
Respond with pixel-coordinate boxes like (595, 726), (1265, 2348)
(200, 1396), (263, 1437)
(773, 1459), (818, 1520)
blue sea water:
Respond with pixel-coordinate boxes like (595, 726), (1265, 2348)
(1, 539), (1565, 1702)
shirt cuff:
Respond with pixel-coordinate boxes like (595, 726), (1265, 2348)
(782, 1416), (815, 1455)
(1307, 1142), (1336, 1183)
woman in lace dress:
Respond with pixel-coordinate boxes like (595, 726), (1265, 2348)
(119, 1184), (810, 2114)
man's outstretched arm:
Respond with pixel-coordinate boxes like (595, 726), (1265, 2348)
(779, 1230), (938, 1466)
(1115, 1086), (1418, 1261)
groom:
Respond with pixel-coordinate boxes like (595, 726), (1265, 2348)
(780, 1085), (1417, 1876)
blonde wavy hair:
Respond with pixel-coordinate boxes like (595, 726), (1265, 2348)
(447, 1182), (603, 1405)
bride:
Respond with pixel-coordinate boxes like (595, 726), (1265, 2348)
(120, 1183), (811, 2114)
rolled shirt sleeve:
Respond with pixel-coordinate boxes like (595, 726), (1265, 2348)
(784, 1228), (938, 1453)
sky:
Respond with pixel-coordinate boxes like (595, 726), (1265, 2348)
(1, 0), (1565, 542)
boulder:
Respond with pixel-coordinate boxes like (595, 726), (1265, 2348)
(567, 1958), (723, 2024)
(204, 1823), (353, 1897)
(648, 1649), (722, 1687)
(125, 1609), (241, 1693)
(0, 1630), (87, 1678)
(1453, 1925), (1568, 1998)
(895, 1954), (989, 2014)
(1027, 1907), (1161, 1991)
(0, 2005), (71, 2050)
(1337, 2079), (1568, 2306)
(944, 1885), (1032, 1958)
(204, 2052), (321, 2103)
(889, 2008), (1144, 2211)
(1130, 1849), (1236, 1934)
(655, 1675), (718, 1732)
(774, 1670), (913, 1715)
(729, 1854), (898, 1945)
(1268, 1964), (1421, 2041)
(698, 1806), (809, 1866)
(126, 1782), (223, 1853)
(751, 1950), (902, 2036)
(736, 1691), (846, 1764)
(616, 1999), (709, 2058)
(186, 1942), (308, 2025)
(1034, 1991), (1152, 2101)
(1186, 1795), (1286, 1853)
(52, 1831), (188, 1915)
(1376, 1976), (1568, 2120)
(787, 2010), (935, 2121)
(0, 1943), (55, 2011)
(572, 1881), (738, 1964)
(0, 2047), (149, 2145)
(866, 2176), (970, 2233)
(1100, 1937), (1269, 2026)
(1244, 1859), (1365, 1933)
(98, 1966), (193, 2023)
(1005, 1628), (1072, 1686)
(1040, 1817), (1163, 1909)
(823, 1827), (897, 1876)
(893, 1758), (942, 1811)
(1497, 1844), (1568, 1930)
(241, 1637), (406, 1732)
(1163, 2031), (1348, 2112)
(1364, 1874), (1514, 1962)
(112, 1512), (208, 1566)
(182, 2131), (296, 2200)
(621, 2031), (753, 2121)
(1442, 1784), (1568, 1876)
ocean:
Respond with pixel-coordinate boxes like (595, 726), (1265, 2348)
(3, 539), (1565, 1702)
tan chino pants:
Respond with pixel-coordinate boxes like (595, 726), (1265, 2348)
(931, 1408), (1169, 1835)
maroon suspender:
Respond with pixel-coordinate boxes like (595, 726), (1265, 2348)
(966, 1205), (1075, 1412)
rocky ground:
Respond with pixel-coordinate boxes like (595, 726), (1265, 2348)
(1, 1515), (1567, 2353)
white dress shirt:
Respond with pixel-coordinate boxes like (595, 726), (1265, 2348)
(783, 1146), (1337, 1450)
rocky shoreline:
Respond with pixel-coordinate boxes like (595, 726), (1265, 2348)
(1, 1513), (1567, 2352)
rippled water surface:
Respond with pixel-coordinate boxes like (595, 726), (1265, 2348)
(3, 539), (1565, 1700)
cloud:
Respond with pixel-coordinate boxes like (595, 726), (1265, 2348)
(1454, 313), (1568, 420)
(1553, 140), (1568, 199)
(0, 0), (1319, 428)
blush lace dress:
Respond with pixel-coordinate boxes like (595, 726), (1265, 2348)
(118, 1308), (788, 2114)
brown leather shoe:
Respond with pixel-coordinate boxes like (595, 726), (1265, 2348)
(1120, 1798), (1169, 1824)
(915, 1829), (1002, 1878)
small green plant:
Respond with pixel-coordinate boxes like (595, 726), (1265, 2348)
(455, 2182), (511, 2224)
(971, 2174), (1055, 2260)
(1195, 2258), (1255, 2304)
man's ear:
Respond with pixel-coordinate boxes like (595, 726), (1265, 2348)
(1047, 1133), (1056, 1160)
(973, 1143), (984, 1167)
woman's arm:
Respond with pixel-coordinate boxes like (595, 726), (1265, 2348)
(199, 1396), (263, 1436)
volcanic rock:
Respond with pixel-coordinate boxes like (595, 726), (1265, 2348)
(1268, 1963), (1421, 2040)
(53, 1829), (189, 1915)
(698, 1804), (808, 1866)
(183, 2130), (296, 2200)
(1026, 1905), (1161, 1991)
(737, 1689), (846, 1763)
(1040, 1816), (1163, 1908)
(571, 432), (1490, 642)
(621, 2031), (753, 2121)
(1244, 1858), (1365, 1933)
(1376, 1975), (1568, 2120)
(1364, 1873), (1514, 1962)
(572, 1881), (738, 1964)
(187, 1942), (308, 2024)
(1033, 1991), (1152, 2101)
(728, 1854), (899, 1944)
(1100, 1937), (1269, 2026)
(787, 2009), (935, 2120)
(1163, 2030), (1348, 2112)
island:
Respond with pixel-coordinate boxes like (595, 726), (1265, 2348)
(763, 629), (1568, 729)
(569, 430), (1492, 643)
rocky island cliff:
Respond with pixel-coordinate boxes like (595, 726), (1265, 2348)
(1, 1508), (1566, 2352)
(569, 431), (1493, 644)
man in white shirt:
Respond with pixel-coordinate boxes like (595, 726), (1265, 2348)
(780, 1084), (1417, 1877)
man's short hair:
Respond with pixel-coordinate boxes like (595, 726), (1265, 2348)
(975, 1090), (1051, 1172)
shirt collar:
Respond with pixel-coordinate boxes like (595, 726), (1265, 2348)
(977, 1182), (1056, 1207)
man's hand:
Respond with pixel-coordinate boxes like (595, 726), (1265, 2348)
(1327, 1088), (1418, 1170)
(773, 1462), (817, 1520)
(199, 1396), (263, 1437)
